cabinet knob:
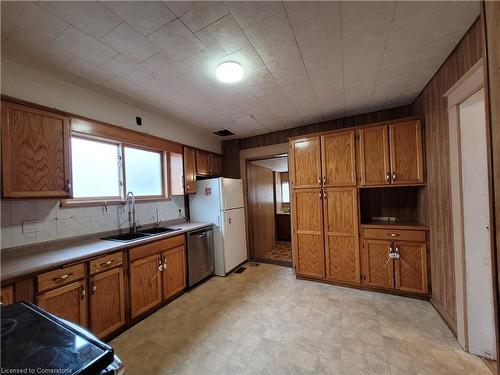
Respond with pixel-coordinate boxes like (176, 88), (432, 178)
(392, 172), (396, 182)
(388, 233), (399, 237)
(91, 283), (96, 294)
(318, 177), (321, 186)
(80, 286), (86, 299)
(386, 172), (390, 182)
(65, 179), (72, 193)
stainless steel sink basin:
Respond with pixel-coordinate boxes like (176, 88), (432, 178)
(102, 232), (150, 242)
(140, 227), (180, 235)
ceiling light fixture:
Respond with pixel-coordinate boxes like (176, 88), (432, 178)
(216, 62), (244, 83)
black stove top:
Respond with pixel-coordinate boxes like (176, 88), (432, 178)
(1, 302), (114, 375)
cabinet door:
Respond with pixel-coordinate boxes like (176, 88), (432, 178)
(1, 285), (14, 305)
(359, 125), (390, 186)
(323, 188), (360, 284)
(36, 280), (87, 326)
(210, 154), (222, 176)
(162, 246), (186, 300)
(129, 254), (162, 319)
(90, 267), (125, 338)
(394, 242), (427, 294)
(322, 131), (356, 187)
(1, 102), (71, 198)
(293, 189), (325, 278)
(196, 149), (210, 176)
(389, 120), (424, 184)
(290, 137), (321, 189)
(363, 240), (394, 289)
(183, 147), (197, 194)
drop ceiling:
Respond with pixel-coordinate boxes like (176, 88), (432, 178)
(1, 1), (480, 139)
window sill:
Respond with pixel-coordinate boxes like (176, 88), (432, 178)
(60, 196), (172, 208)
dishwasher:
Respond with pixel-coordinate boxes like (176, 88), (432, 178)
(187, 226), (214, 287)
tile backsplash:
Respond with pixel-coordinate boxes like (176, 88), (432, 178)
(0, 197), (185, 249)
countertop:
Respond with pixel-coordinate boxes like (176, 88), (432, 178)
(1, 222), (212, 282)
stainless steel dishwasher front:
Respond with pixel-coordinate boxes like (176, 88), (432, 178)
(187, 226), (214, 287)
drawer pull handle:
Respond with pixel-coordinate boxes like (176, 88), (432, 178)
(99, 259), (115, 267)
(388, 233), (399, 237)
(53, 273), (72, 282)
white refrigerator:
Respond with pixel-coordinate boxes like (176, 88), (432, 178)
(189, 178), (248, 276)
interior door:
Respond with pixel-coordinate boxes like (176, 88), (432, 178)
(322, 131), (356, 187)
(359, 125), (390, 186)
(363, 239), (394, 289)
(323, 188), (360, 284)
(162, 246), (186, 300)
(290, 137), (321, 189)
(389, 120), (424, 184)
(293, 189), (325, 278)
(129, 254), (162, 319)
(394, 242), (427, 294)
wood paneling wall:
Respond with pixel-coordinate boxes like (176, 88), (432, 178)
(221, 139), (240, 178)
(413, 18), (483, 332)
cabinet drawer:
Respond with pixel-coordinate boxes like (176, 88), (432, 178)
(89, 252), (123, 275)
(37, 263), (85, 293)
(363, 228), (426, 242)
(129, 234), (185, 261)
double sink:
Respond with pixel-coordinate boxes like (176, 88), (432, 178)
(102, 227), (180, 243)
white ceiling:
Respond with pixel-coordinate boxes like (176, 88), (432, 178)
(251, 156), (288, 172)
(1, 1), (480, 139)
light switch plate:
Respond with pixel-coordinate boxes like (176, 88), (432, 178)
(22, 220), (40, 233)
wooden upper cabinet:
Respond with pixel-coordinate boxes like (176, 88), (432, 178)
(359, 125), (390, 186)
(1, 285), (14, 305)
(363, 239), (394, 289)
(196, 149), (210, 176)
(1, 102), (71, 198)
(183, 147), (197, 194)
(210, 154), (222, 176)
(389, 120), (424, 185)
(129, 254), (162, 319)
(36, 280), (88, 327)
(293, 189), (325, 278)
(290, 137), (321, 189)
(323, 188), (360, 284)
(90, 267), (125, 338)
(322, 131), (356, 187)
(162, 246), (186, 300)
(394, 242), (427, 294)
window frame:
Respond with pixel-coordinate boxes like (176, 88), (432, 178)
(61, 133), (171, 207)
(281, 180), (290, 204)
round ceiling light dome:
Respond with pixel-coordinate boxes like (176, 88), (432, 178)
(216, 61), (244, 83)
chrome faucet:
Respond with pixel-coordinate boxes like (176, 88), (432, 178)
(127, 192), (136, 233)
(154, 209), (160, 228)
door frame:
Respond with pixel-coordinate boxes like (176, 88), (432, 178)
(444, 58), (497, 355)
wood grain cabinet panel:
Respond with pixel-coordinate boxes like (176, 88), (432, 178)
(1, 285), (14, 305)
(322, 131), (356, 187)
(293, 189), (325, 278)
(162, 246), (186, 300)
(290, 137), (321, 189)
(359, 125), (390, 186)
(183, 147), (197, 194)
(210, 154), (222, 176)
(36, 280), (87, 327)
(129, 254), (162, 319)
(90, 267), (125, 338)
(363, 240), (394, 289)
(323, 188), (360, 284)
(196, 149), (210, 176)
(389, 120), (424, 185)
(1, 102), (71, 198)
(395, 242), (428, 294)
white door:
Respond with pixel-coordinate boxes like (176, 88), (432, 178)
(220, 178), (244, 210)
(459, 87), (496, 359)
(222, 207), (247, 273)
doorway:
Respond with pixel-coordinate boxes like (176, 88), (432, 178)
(247, 155), (292, 266)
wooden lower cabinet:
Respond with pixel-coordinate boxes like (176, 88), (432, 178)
(129, 254), (163, 319)
(395, 242), (428, 294)
(162, 246), (186, 300)
(1, 285), (14, 305)
(36, 280), (87, 326)
(90, 267), (125, 338)
(363, 239), (394, 289)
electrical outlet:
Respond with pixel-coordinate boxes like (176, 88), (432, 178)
(22, 220), (40, 233)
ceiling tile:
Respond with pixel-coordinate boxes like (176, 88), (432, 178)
(101, 53), (152, 82)
(101, 1), (176, 36)
(225, 1), (283, 30)
(195, 14), (248, 57)
(39, 1), (121, 39)
(165, 1), (229, 32)
(141, 51), (192, 80)
(101, 22), (162, 62)
(148, 19), (206, 60)
(52, 26), (118, 65)
(64, 57), (116, 83)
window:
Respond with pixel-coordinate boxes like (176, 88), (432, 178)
(124, 146), (163, 197)
(281, 181), (290, 203)
(71, 137), (121, 198)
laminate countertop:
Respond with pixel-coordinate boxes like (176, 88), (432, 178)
(1, 222), (212, 282)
